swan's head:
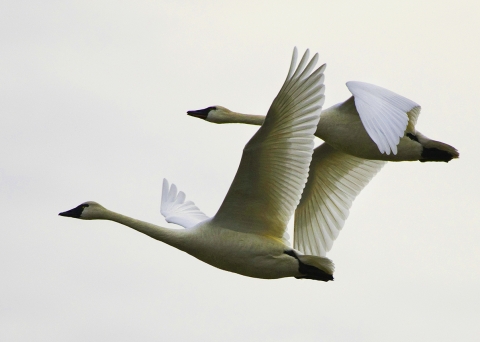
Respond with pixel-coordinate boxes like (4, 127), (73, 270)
(59, 201), (107, 220)
(187, 106), (233, 124)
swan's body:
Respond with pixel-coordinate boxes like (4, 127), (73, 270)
(188, 82), (459, 163)
(316, 94), (458, 162)
(60, 48), (334, 281)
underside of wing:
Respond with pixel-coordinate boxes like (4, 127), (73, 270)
(213, 48), (325, 240)
(294, 143), (385, 256)
(347, 81), (420, 155)
(160, 179), (209, 229)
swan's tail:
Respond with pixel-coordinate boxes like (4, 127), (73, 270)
(414, 132), (459, 163)
(296, 254), (335, 282)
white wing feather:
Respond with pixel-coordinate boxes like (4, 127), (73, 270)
(213, 48), (325, 240)
(160, 179), (209, 229)
(294, 143), (385, 256)
(346, 81), (420, 155)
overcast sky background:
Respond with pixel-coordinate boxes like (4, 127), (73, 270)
(1, 1), (479, 341)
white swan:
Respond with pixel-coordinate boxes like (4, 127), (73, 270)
(59, 48), (335, 281)
(187, 82), (459, 162)
(186, 62), (459, 257)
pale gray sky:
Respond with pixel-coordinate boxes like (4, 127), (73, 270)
(1, 1), (479, 341)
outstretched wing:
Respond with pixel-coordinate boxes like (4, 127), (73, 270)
(346, 81), (420, 155)
(294, 143), (385, 256)
(213, 48), (325, 240)
(160, 179), (209, 228)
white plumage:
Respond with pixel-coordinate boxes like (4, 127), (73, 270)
(160, 179), (209, 229)
(294, 143), (385, 256)
(59, 48), (334, 281)
(186, 63), (458, 258)
(346, 81), (418, 155)
(189, 80), (458, 162)
(160, 144), (384, 258)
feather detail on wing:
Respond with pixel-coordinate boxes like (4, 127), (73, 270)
(213, 48), (325, 240)
(346, 81), (420, 155)
(406, 106), (421, 134)
(160, 179), (209, 229)
(294, 143), (385, 256)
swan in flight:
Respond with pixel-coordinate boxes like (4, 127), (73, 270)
(59, 48), (335, 281)
(186, 56), (459, 256)
(187, 82), (459, 162)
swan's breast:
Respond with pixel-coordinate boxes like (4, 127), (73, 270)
(182, 223), (299, 279)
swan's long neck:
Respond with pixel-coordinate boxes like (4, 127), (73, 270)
(101, 210), (188, 250)
(214, 111), (265, 126)
(232, 113), (265, 125)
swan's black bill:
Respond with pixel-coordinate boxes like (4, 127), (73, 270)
(187, 106), (216, 120)
(59, 204), (88, 218)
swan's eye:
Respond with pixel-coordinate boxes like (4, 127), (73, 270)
(82, 204), (90, 208)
